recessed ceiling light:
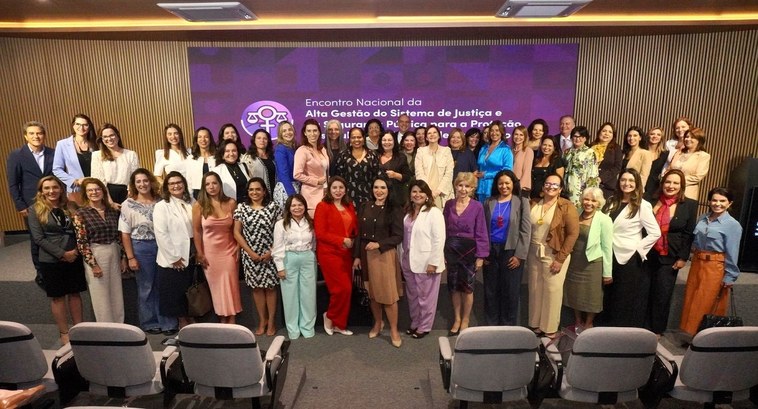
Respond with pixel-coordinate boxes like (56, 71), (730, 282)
(157, 2), (257, 22)
(496, 0), (593, 18)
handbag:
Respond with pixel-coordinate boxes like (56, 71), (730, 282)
(352, 268), (370, 308)
(186, 264), (212, 317)
(697, 287), (743, 333)
(639, 354), (677, 408)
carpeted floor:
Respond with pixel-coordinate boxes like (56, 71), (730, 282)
(2, 234), (757, 408)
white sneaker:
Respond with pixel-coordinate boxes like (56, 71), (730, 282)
(323, 312), (333, 336)
(334, 327), (353, 336)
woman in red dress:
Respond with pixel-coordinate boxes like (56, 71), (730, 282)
(314, 176), (358, 336)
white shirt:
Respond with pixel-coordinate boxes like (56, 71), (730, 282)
(272, 218), (316, 271)
(91, 149), (140, 185)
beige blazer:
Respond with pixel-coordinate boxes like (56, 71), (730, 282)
(625, 148), (653, 187)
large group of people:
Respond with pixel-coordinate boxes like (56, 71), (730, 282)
(6, 112), (741, 348)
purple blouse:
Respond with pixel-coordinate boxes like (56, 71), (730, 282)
(442, 199), (490, 258)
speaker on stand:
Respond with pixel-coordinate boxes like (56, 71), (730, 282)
(729, 157), (758, 273)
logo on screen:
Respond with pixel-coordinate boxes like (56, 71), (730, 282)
(240, 101), (292, 138)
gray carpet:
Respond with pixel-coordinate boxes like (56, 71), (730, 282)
(2, 235), (756, 408)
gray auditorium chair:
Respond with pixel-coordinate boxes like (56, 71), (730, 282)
(66, 322), (178, 403)
(543, 327), (658, 405)
(0, 321), (56, 392)
(657, 326), (758, 408)
(174, 323), (289, 409)
(438, 326), (541, 409)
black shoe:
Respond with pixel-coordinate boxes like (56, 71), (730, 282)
(406, 328), (417, 335)
(411, 331), (429, 339)
(163, 329), (179, 336)
(447, 329), (460, 337)
(145, 328), (162, 335)
(35, 276), (46, 291)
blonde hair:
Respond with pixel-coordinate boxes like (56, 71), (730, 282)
(453, 172), (478, 197)
(33, 176), (74, 225)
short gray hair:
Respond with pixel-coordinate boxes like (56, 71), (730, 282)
(582, 186), (606, 210)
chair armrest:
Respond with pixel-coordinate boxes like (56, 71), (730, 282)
(265, 336), (286, 362)
(162, 345), (178, 359)
(55, 343), (73, 359)
(656, 343), (676, 364)
(540, 339), (563, 392)
(438, 337), (452, 360)
(438, 337), (452, 391)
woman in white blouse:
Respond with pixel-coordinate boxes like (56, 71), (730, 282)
(273, 194), (317, 340)
(119, 168), (175, 334)
(665, 128), (711, 201)
(154, 123), (189, 182)
(414, 125), (454, 208)
(153, 171), (195, 330)
(187, 127), (216, 198)
(91, 123), (140, 204)
(601, 168), (661, 327)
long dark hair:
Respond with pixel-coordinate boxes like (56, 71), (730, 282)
(190, 127), (216, 158)
(247, 129), (274, 159)
(218, 123), (245, 154)
(163, 123), (188, 160)
(71, 113), (97, 149)
(282, 194), (313, 230)
(603, 168), (643, 218)
(97, 123), (125, 161)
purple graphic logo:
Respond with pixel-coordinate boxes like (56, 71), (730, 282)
(240, 100), (292, 138)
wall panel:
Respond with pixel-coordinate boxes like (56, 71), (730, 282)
(1, 31), (756, 231)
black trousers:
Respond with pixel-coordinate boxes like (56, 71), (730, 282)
(483, 246), (523, 326)
(601, 253), (647, 328)
(646, 250), (679, 334)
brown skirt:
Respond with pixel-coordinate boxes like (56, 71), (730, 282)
(679, 250), (729, 335)
(364, 248), (403, 305)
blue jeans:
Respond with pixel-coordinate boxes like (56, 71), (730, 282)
(133, 239), (177, 331)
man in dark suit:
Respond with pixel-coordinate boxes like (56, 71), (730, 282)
(6, 121), (55, 289)
(556, 115), (575, 155)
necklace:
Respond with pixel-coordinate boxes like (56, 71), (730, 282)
(581, 212), (595, 221)
(495, 199), (510, 228)
(537, 199), (557, 225)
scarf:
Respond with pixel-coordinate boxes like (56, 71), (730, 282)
(653, 194), (678, 255)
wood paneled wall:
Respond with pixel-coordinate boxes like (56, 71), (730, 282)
(1, 31), (756, 231)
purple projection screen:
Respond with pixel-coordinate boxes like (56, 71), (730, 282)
(187, 45), (578, 146)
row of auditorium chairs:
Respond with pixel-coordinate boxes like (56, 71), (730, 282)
(438, 326), (758, 409)
(0, 321), (289, 409)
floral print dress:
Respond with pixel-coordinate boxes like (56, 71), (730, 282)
(564, 146), (600, 207)
(233, 201), (282, 289)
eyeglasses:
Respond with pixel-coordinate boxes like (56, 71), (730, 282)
(74, 123), (90, 128)
(544, 182), (561, 189)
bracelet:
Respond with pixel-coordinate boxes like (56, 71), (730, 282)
(128, 257), (136, 261)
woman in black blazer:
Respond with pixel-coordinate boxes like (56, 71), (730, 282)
(645, 169), (698, 335)
(27, 176), (86, 345)
(591, 122), (623, 199)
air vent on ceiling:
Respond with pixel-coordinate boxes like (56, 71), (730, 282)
(157, 2), (257, 22)
(496, 0), (592, 18)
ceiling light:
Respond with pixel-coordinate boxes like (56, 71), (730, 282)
(496, 0), (593, 18)
(157, 2), (257, 22)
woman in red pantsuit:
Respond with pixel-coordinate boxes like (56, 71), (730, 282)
(315, 176), (358, 335)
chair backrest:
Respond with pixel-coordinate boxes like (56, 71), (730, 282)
(0, 321), (48, 385)
(178, 324), (264, 388)
(68, 323), (156, 387)
(451, 326), (539, 391)
(566, 327), (657, 392)
(680, 326), (758, 391)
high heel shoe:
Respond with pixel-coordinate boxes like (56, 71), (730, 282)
(323, 312), (333, 336)
(391, 336), (402, 348)
(369, 321), (384, 339)
(411, 331), (429, 339)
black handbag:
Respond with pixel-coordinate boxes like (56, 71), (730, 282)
(697, 287), (743, 333)
(186, 264), (212, 317)
(352, 268), (370, 308)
